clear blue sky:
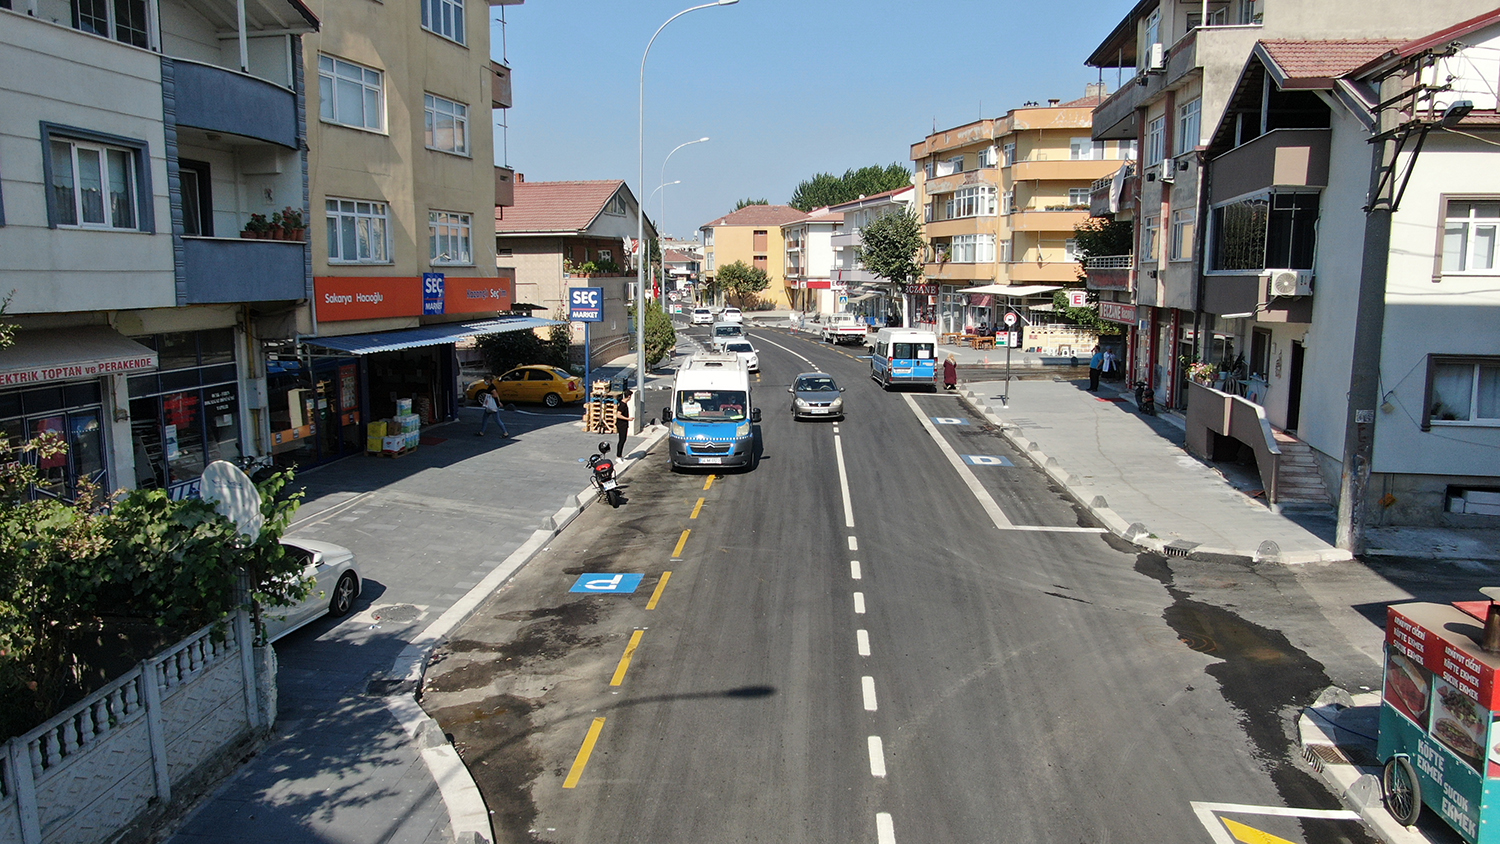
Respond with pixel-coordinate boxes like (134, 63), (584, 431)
(490, 0), (1134, 241)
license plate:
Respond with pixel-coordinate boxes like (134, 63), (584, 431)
(894, 368), (911, 375)
(601, 479), (617, 490)
(811, 408), (830, 414)
(698, 457), (723, 465)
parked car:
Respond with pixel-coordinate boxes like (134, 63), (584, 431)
(264, 538), (361, 643)
(722, 340), (760, 372)
(720, 307), (743, 323)
(691, 307), (714, 325)
(789, 371), (845, 420)
(466, 366), (584, 407)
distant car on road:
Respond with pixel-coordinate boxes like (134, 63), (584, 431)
(720, 307), (743, 323)
(466, 366), (584, 407)
(264, 538), (361, 643)
(722, 340), (760, 372)
(691, 307), (714, 325)
(789, 371), (845, 420)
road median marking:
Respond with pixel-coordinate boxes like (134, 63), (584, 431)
(850, 560), (862, 580)
(563, 717), (606, 788)
(646, 572), (671, 610)
(876, 813), (897, 844)
(857, 629), (871, 656)
(867, 736), (886, 776)
(862, 676), (878, 711)
(833, 434), (855, 528)
(690, 497), (705, 519)
(671, 529), (690, 559)
(609, 630), (645, 686)
(853, 592), (865, 614)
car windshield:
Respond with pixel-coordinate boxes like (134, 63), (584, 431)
(714, 326), (741, 337)
(795, 376), (838, 392)
(726, 343), (753, 353)
(675, 389), (747, 421)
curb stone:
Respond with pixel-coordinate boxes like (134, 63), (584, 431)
(1299, 689), (1428, 844)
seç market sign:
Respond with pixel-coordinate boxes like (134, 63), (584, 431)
(0, 355), (156, 387)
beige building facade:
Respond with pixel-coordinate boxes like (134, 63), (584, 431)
(700, 205), (810, 310)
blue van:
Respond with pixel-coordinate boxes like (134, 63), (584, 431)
(663, 353), (761, 470)
(869, 328), (938, 391)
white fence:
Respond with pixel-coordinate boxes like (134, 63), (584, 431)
(0, 611), (265, 844)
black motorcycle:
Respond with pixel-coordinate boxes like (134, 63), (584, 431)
(1134, 380), (1157, 416)
(587, 442), (621, 508)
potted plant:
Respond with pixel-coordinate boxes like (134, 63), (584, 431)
(280, 206), (304, 241)
(267, 211), (285, 241)
(1187, 361), (1218, 386)
(243, 213), (270, 239)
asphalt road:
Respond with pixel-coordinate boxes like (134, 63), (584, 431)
(420, 323), (1382, 844)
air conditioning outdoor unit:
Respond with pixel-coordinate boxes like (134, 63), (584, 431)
(1265, 268), (1314, 297)
(1147, 43), (1166, 72)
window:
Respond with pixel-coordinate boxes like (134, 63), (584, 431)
(1069, 187), (1090, 206)
(424, 94), (469, 155)
(1146, 116), (1166, 166)
(326, 198), (390, 263)
(935, 156), (963, 177)
(1071, 137), (1104, 160)
(950, 234), (996, 263)
(598, 249), (612, 263)
(946, 185), (996, 219)
(1002, 190), (1015, 215)
(924, 159), (935, 179)
(74, 0), (150, 48)
(429, 211), (472, 265)
(1442, 200), (1500, 273)
(999, 238), (1013, 263)
(1176, 98), (1202, 156)
(604, 194), (627, 216)
(1211, 192), (1318, 271)
(1426, 357), (1500, 427)
(1144, 215), (1160, 260)
(1065, 239), (1080, 261)
(1003, 143), (1016, 166)
(1116, 139), (1138, 160)
(753, 230), (768, 251)
(179, 160), (212, 237)
(1145, 7), (1161, 51)
(45, 129), (150, 231)
(752, 255), (767, 272)
(978, 146), (997, 168)
(1171, 209), (1195, 261)
(319, 55), (384, 132)
(422, 0), (466, 43)
(923, 202), (934, 223)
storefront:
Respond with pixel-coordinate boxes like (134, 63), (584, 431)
(126, 328), (244, 499)
(262, 340), (363, 470)
(0, 326), (158, 501)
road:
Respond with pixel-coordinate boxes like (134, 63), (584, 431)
(420, 322), (1380, 844)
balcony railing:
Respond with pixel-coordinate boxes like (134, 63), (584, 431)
(1085, 255), (1133, 269)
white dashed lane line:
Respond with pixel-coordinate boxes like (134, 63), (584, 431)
(868, 736), (887, 777)
(850, 560), (862, 580)
(853, 592), (865, 614)
(862, 676), (878, 711)
(856, 629), (871, 656)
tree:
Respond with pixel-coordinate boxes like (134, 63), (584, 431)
(627, 299), (677, 369)
(789, 163), (912, 212)
(1071, 217), (1134, 273)
(477, 324), (571, 375)
(734, 198), (769, 210)
(1050, 289), (1121, 335)
(716, 260), (770, 306)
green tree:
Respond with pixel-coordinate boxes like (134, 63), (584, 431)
(477, 324), (571, 375)
(1050, 290), (1121, 334)
(734, 198), (769, 210)
(789, 163), (911, 211)
(716, 260), (770, 306)
(1071, 217), (1134, 272)
(627, 299), (677, 369)
(856, 209), (924, 295)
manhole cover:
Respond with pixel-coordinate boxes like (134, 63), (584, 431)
(371, 604), (422, 624)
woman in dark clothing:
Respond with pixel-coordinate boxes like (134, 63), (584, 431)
(943, 354), (958, 391)
(615, 388), (634, 459)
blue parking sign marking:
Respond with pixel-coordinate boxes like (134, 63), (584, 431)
(962, 454), (1014, 466)
(932, 417), (968, 425)
(569, 573), (644, 593)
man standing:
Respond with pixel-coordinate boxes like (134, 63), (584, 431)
(477, 388), (510, 437)
(615, 388), (634, 459)
(1088, 345), (1103, 392)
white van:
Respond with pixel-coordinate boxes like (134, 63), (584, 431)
(663, 353), (760, 470)
(710, 321), (744, 350)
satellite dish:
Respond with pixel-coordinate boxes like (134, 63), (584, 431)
(200, 461), (265, 540)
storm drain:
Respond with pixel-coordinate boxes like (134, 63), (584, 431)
(1303, 743), (1378, 771)
(1163, 540), (1200, 558)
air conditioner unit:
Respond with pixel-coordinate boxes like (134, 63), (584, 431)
(1265, 268), (1314, 297)
(1147, 43), (1166, 72)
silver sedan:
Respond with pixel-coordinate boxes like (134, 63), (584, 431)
(264, 538), (362, 642)
(788, 372), (845, 421)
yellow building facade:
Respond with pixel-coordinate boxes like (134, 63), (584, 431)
(700, 205), (809, 310)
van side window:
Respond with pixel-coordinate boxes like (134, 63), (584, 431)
(876, 342), (888, 357)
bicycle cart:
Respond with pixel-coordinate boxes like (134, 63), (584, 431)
(1378, 599), (1500, 839)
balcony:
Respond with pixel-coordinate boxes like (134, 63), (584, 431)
(1008, 208), (1089, 233)
(1010, 159), (1122, 183)
(922, 262), (996, 282)
(491, 61), (513, 109)
(169, 58), (298, 148)
(832, 266), (878, 285)
(923, 170), (999, 198)
(1009, 261), (1084, 284)
(925, 217), (995, 239)
(1092, 83), (1143, 142)
(181, 236), (307, 304)
(831, 230), (862, 249)
(1090, 165), (1135, 217)
(1203, 272), (1313, 322)
(1207, 129), (1330, 203)
(1084, 255), (1133, 291)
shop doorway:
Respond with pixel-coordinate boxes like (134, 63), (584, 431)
(1286, 341), (1305, 433)
(265, 344), (363, 470)
(0, 381), (108, 501)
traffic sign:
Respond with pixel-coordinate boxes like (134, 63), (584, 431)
(569, 573), (644, 593)
(569, 287), (604, 322)
(838, 295), (848, 307)
(1003, 311), (1018, 326)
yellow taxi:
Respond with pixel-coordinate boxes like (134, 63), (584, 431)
(466, 366), (584, 408)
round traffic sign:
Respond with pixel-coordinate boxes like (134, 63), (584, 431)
(1003, 311), (1018, 326)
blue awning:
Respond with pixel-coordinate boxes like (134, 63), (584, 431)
(302, 317), (562, 355)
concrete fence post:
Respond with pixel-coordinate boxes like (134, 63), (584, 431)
(138, 657), (172, 805)
(234, 607), (262, 729)
(7, 739), (42, 844)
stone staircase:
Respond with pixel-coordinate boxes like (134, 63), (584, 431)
(1273, 430), (1333, 508)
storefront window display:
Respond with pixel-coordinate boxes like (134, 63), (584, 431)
(0, 381), (107, 501)
(264, 342), (362, 470)
(128, 329), (242, 497)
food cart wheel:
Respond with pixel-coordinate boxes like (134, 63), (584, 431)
(1382, 755), (1421, 827)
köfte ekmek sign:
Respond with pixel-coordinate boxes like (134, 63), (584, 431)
(315, 272), (514, 321)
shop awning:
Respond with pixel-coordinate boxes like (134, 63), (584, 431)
(956, 284), (1062, 297)
(0, 326), (158, 388)
(302, 317), (563, 356)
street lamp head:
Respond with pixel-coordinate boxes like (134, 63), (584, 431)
(1441, 100), (1474, 128)
(717, 0), (738, 5)
(698, 136), (710, 143)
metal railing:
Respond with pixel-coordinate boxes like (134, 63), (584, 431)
(1085, 255), (1134, 269)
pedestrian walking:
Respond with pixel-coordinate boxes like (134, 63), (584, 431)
(476, 388), (510, 437)
(615, 388), (634, 459)
(943, 354), (958, 391)
(1088, 345), (1103, 391)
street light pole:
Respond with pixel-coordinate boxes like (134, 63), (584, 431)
(637, 1), (737, 434)
(660, 137), (709, 306)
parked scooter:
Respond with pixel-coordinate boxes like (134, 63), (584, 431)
(586, 442), (621, 507)
(1134, 380), (1157, 416)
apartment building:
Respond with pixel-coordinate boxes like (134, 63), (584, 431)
(700, 205), (809, 309)
(827, 187), (917, 323)
(0, 0), (317, 500)
(1085, 0), (1494, 410)
(911, 89), (1128, 334)
(782, 208), (843, 314)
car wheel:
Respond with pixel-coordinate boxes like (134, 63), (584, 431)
(544, 392), (562, 408)
(329, 572), (357, 616)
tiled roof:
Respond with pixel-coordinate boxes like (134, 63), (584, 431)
(664, 250), (696, 263)
(494, 180), (629, 234)
(1259, 40), (1406, 86)
(827, 185), (915, 211)
(1057, 94), (1104, 108)
(701, 204), (808, 229)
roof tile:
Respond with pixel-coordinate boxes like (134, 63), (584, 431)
(495, 180), (629, 233)
(1259, 39), (1406, 81)
(702, 204), (809, 229)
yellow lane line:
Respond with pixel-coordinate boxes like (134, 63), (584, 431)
(1224, 818), (1298, 844)
(703, 474), (716, 490)
(646, 571), (671, 610)
(671, 529), (691, 559)
(609, 630), (645, 686)
(562, 717), (606, 788)
(690, 497), (705, 519)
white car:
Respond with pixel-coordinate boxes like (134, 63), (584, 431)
(720, 307), (743, 323)
(691, 307), (713, 325)
(722, 340), (759, 372)
(263, 538), (362, 642)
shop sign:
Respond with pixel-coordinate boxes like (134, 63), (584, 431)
(444, 274), (513, 314)
(806, 280), (831, 289)
(0, 353), (157, 387)
(907, 283), (939, 295)
(568, 287), (604, 322)
(423, 273), (446, 315)
(1099, 301), (1137, 324)
(315, 277), (422, 321)
(167, 478), (202, 501)
(1068, 290), (1088, 307)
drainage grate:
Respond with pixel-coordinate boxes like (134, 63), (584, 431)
(1304, 745), (1349, 771)
(1163, 540), (1199, 558)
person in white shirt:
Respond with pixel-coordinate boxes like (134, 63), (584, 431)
(476, 388), (510, 437)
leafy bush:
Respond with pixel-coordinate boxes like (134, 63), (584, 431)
(477, 323), (571, 376)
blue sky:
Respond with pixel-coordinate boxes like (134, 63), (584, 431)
(490, 0), (1134, 240)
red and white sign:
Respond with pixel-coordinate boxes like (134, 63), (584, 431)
(1068, 290), (1089, 307)
(0, 354), (156, 387)
(1099, 301), (1137, 325)
(444, 273), (513, 314)
(907, 283), (939, 295)
(316, 275), (513, 321)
